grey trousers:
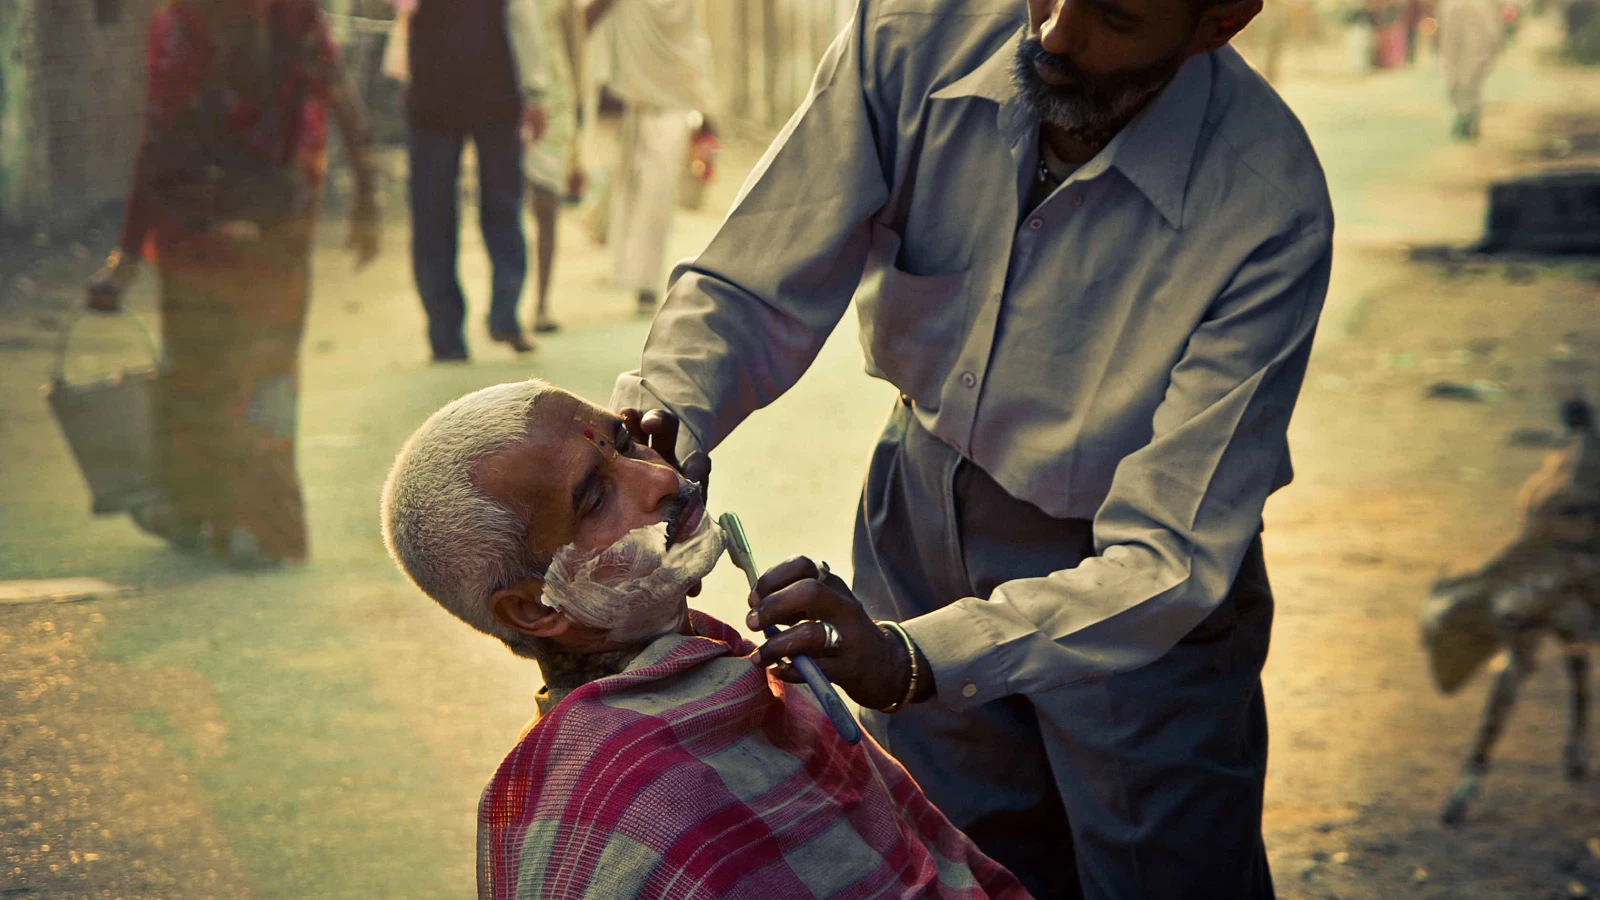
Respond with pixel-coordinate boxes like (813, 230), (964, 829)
(854, 400), (1276, 900)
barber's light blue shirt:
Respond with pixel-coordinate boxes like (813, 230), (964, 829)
(613, 0), (1334, 710)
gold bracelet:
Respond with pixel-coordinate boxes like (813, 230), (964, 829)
(875, 620), (920, 714)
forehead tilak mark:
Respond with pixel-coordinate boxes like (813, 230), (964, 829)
(571, 405), (620, 463)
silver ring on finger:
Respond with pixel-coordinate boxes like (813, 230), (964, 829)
(819, 620), (842, 652)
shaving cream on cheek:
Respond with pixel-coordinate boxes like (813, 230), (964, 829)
(541, 516), (726, 643)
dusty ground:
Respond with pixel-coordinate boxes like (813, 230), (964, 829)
(1260, 256), (1600, 900)
(3, 15), (1599, 900)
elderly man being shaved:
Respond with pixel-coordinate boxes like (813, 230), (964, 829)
(381, 378), (1028, 900)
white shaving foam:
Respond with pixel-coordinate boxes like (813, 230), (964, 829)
(541, 515), (726, 643)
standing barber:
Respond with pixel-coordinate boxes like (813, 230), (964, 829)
(613, 0), (1331, 894)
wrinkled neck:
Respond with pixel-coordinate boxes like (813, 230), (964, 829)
(533, 614), (701, 710)
(536, 645), (644, 707)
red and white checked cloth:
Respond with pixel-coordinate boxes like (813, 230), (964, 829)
(478, 611), (1032, 900)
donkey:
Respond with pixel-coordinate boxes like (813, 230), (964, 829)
(1422, 399), (1599, 825)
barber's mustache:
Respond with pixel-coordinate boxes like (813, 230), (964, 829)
(1018, 36), (1088, 90)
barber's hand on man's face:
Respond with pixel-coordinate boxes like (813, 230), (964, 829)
(747, 556), (912, 712)
(618, 407), (712, 492)
(619, 406), (713, 596)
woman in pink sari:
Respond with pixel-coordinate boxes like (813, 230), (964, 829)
(87, 0), (380, 568)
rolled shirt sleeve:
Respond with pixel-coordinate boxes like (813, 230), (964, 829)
(609, 0), (891, 463)
(903, 221), (1334, 709)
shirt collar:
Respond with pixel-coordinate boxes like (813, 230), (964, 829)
(932, 28), (1215, 230)
(1099, 50), (1212, 229)
(930, 24), (1026, 105)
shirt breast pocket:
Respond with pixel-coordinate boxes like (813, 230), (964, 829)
(853, 222), (970, 409)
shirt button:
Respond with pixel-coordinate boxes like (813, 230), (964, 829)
(1026, 217), (1044, 230)
(961, 683), (978, 699)
(1073, 195), (1084, 208)
(960, 371), (977, 389)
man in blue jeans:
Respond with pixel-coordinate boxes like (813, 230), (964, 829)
(406, 0), (547, 361)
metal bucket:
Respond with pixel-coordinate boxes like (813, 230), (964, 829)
(42, 312), (166, 515)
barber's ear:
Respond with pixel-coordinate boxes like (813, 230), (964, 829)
(1193, 0), (1262, 54)
(491, 579), (570, 639)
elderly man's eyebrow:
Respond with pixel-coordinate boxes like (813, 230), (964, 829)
(569, 416), (629, 515)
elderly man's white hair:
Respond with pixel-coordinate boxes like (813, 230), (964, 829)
(381, 378), (555, 657)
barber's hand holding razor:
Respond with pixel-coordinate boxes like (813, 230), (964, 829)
(619, 407), (713, 595)
(747, 557), (933, 713)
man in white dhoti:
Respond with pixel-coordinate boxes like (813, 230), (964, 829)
(1438, 0), (1505, 140)
(587, 0), (715, 312)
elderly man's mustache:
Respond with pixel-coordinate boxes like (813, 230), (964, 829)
(662, 482), (705, 548)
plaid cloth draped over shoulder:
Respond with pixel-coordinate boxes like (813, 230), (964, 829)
(478, 611), (1032, 900)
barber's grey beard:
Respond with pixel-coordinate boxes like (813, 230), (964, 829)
(1011, 37), (1184, 147)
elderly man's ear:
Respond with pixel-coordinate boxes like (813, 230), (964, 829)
(491, 579), (571, 639)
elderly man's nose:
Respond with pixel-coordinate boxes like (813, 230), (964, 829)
(618, 455), (683, 507)
(1039, 0), (1084, 54)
